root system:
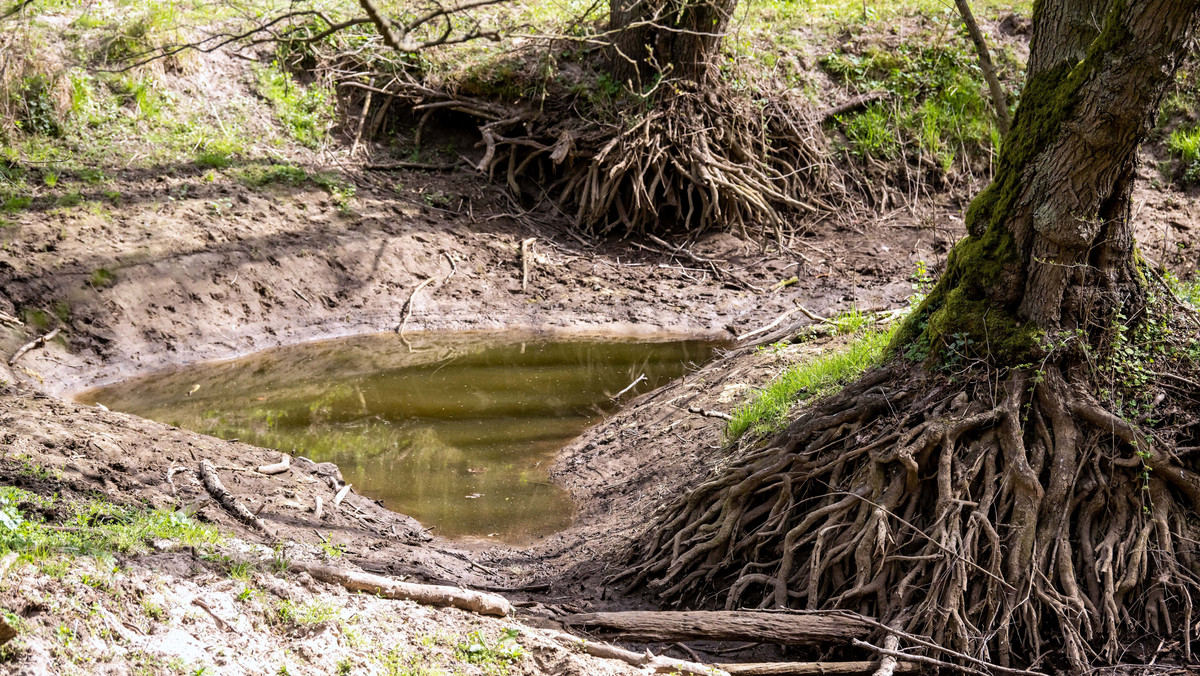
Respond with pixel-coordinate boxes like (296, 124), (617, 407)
(619, 361), (1200, 670)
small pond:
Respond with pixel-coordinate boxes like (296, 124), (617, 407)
(77, 332), (723, 542)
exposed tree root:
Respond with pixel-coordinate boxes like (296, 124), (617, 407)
(619, 362), (1200, 671)
(341, 77), (850, 238)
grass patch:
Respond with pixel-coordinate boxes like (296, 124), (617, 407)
(1168, 126), (1200, 182)
(728, 322), (898, 439)
(310, 172), (356, 213)
(235, 163), (308, 188)
(273, 598), (338, 626)
(0, 488), (220, 566)
(455, 628), (527, 673)
(88, 267), (116, 289)
(822, 38), (1004, 168)
(254, 61), (334, 148)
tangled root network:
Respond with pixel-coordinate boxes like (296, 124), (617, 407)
(619, 363), (1200, 670)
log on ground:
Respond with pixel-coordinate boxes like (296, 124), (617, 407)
(561, 610), (872, 645)
(723, 661), (918, 675)
(292, 561), (512, 617)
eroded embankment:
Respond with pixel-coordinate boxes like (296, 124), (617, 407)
(0, 157), (948, 673)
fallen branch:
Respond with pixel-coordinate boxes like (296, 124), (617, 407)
(818, 91), (888, 120)
(612, 373), (647, 400)
(562, 610), (872, 645)
(724, 662), (917, 676)
(871, 634), (900, 676)
(737, 307), (802, 342)
(313, 496), (324, 520)
(9, 327), (60, 366)
(851, 639), (990, 676)
(688, 406), (733, 421)
(396, 252), (458, 339)
(0, 310), (21, 326)
(551, 631), (726, 676)
(365, 161), (457, 172)
(520, 237), (536, 291)
(397, 277), (436, 338)
(257, 453), (291, 475)
(199, 460), (276, 538)
(291, 561), (512, 616)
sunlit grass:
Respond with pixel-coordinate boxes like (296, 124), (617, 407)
(727, 321), (898, 440)
(0, 486), (221, 566)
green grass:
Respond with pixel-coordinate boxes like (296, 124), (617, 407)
(0, 488), (221, 566)
(728, 323), (898, 440)
(1168, 126), (1200, 181)
(235, 163), (308, 188)
(822, 39), (1004, 167)
(273, 598), (338, 626)
(254, 61), (334, 149)
(454, 629), (526, 674)
(89, 267), (116, 289)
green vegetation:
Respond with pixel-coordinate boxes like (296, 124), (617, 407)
(235, 163), (308, 188)
(1168, 126), (1200, 181)
(455, 628), (527, 674)
(728, 320), (899, 439)
(89, 267), (116, 289)
(0, 487), (220, 566)
(822, 38), (1007, 168)
(310, 172), (356, 213)
(273, 598), (338, 626)
(254, 62), (334, 149)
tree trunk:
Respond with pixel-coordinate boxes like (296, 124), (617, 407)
(906, 0), (1199, 355)
(608, 0), (737, 88)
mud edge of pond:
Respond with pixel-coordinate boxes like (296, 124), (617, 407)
(56, 321), (731, 398)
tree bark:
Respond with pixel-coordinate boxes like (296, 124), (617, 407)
(608, 0), (738, 87)
(909, 0), (1200, 354)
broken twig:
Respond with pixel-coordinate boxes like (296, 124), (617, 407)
(257, 453), (291, 475)
(688, 406), (733, 421)
(612, 374), (647, 400)
(199, 460), (276, 538)
(9, 327), (60, 366)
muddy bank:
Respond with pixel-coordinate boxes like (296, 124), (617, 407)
(0, 159), (946, 583)
(0, 165), (941, 396)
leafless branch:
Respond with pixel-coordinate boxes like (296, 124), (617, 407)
(94, 0), (508, 73)
(953, 0), (1011, 134)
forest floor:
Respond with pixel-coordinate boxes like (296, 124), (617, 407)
(1, 5), (1200, 674)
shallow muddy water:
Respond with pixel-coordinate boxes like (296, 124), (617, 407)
(78, 332), (722, 542)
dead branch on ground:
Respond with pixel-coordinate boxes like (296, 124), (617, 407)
(9, 327), (60, 366)
(292, 561), (512, 616)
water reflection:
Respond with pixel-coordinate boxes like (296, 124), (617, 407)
(78, 332), (723, 542)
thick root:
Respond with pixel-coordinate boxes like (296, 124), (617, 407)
(620, 363), (1200, 671)
(344, 77), (851, 239)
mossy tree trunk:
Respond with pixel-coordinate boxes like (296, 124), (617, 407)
(608, 0), (737, 88)
(906, 0), (1198, 356)
(624, 2), (1200, 669)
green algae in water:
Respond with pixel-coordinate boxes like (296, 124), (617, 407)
(78, 332), (722, 542)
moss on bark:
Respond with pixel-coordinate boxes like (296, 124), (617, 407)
(889, 3), (1135, 365)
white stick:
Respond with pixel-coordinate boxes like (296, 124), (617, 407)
(257, 453), (291, 475)
(332, 484), (352, 508)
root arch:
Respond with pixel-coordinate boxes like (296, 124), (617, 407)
(620, 363), (1200, 670)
